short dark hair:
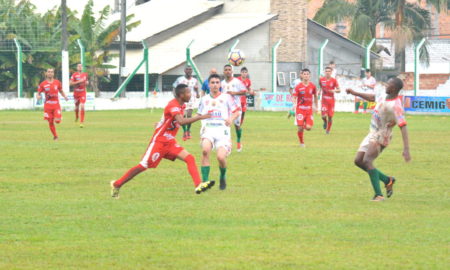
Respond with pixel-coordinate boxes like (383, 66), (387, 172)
(224, 64), (232, 69)
(390, 77), (404, 91)
(329, 61), (335, 65)
(175, 84), (188, 97)
(325, 66), (332, 71)
(208, 73), (221, 82)
(365, 69), (371, 73)
(301, 68), (311, 74)
(241, 67), (248, 72)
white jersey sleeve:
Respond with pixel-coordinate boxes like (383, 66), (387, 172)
(172, 76), (183, 88)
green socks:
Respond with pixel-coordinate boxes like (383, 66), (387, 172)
(363, 102), (368, 110)
(187, 123), (191, 132)
(377, 169), (390, 185)
(236, 128), (242, 143)
(220, 167), (227, 181)
(355, 101), (360, 112)
(368, 169), (383, 196)
(201, 166), (210, 182)
(182, 125), (187, 132)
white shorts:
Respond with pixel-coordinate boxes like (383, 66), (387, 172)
(358, 132), (390, 153)
(185, 96), (199, 110)
(200, 123), (232, 153)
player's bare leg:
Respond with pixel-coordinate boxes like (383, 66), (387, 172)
(79, 103), (85, 128)
(217, 147), (228, 190)
(201, 139), (213, 183)
(177, 149), (214, 194)
(185, 109), (193, 139)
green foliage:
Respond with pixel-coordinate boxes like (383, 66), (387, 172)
(0, 0), (140, 96)
(0, 110), (449, 269)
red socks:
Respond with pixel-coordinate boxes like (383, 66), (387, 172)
(297, 131), (304, 144)
(48, 121), (57, 138)
(326, 120), (333, 132)
(114, 164), (146, 188)
(184, 154), (201, 187)
(80, 108), (85, 123)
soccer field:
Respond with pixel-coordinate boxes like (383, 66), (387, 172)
(0, 110), (449, 269)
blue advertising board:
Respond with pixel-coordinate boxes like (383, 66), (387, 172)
(260, 92), (293, 109)
(403, 96), (450, 114)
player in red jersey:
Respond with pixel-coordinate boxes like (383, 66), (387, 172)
(319, 66), (340, 134)
(37, 68), (68, 140)
(110, 84), (214, 198)
(70, 63), (89, 127)
(292, 68), (318, 147)
(236, 67), (254, 152)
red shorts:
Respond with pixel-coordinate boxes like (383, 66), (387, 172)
(241, 102), (247, 112)
(43, 103), (62, 121)
(74, 91), (86, 104)
(139, 140), (184, 169)
(296, 109), (313, 128)
(321, 98), (335, 117)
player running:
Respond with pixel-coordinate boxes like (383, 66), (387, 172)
(355, 69), (376, 114)
(110, 84), (214, 198)
(237, 67), (254, 128)
(292, 68), (318, 147)
(173, 66), (200, 141)
(198, 74), (240, 190)
(346, 77), (411, 202)
(37, 68), (68, 140)
(221, 64), (247, 152)
(70, 63), (88, 127)
(319, 66), (340, 134)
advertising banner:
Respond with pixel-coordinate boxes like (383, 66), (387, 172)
(34, 92), (95, 109)
(404, 96), (450, 114)
(260, 92), (293, 109)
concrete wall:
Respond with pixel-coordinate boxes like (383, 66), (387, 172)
(164, 22), (272, 91)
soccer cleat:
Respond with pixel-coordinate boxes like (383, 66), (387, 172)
(325, 130), (330, 135)
(182, 132), (188, 141)
(80, 123), (84, 128)
(385, 177), (396, 198)
(300, 143), (306, 148)
(370, 195), (385, 202)
(53, 136), (58, 141)
(219, 178), (227, 190)
(110, 180), (120, 199)
(237, 142), (242, 152)
(187, 131), (192, 140)
(354, 111), (359, 114)
(195, 180), (215, 194)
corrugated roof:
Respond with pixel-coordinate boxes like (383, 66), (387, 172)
(108, 0), (224, 42)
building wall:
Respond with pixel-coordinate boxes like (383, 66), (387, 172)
(270, 0), (307, 63)
(164, 22), (272, 91)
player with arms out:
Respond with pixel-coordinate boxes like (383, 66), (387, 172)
(110, 84), (214, 198)
(319, 66), (340, 134)
(221, 64), (247, 152)
(70, 63), (89, 127)
(346, 77), (411, 202)
(292, 68), (318, 147)
(173, 66), (200, 140)
(37, 68), (68, 140)
(198, 74), (240, 190)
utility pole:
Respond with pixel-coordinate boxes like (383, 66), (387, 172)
(61, 0), (70, 94)
(118, 0), (127, 96)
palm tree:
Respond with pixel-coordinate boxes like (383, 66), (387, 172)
(71, 0), (140, 96)
(313, 0), (447, 71)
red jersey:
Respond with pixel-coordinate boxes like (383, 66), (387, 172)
(237, 77), (251, 104)
(319, 77), (339, 100)
(153, 99), (185, 143)
(37, 80), (62, 105)
(70, 72), (88, 92)
(293, 82), (317, 110)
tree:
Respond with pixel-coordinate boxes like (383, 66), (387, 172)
(313, 0), (447, 71)
(71, 0), (140, 96)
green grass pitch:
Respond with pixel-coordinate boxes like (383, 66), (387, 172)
(0, 109), (449, 269)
